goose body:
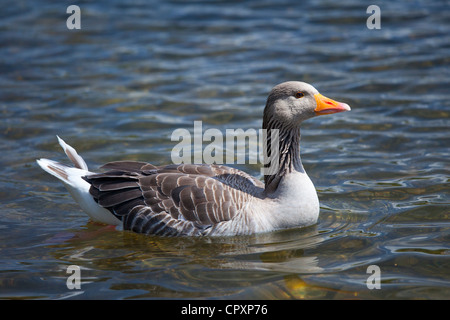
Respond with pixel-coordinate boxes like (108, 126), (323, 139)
(37, 81), (350, 236)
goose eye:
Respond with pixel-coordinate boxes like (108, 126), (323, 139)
(295, 91), (304, 99)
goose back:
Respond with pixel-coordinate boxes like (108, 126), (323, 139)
(83, 161), (264, 236)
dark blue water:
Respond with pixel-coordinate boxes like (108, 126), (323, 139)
(0, 0), (449, 299)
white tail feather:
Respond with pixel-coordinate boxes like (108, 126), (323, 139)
(37, 137), (121, 226)
(57, 135), (88, 170)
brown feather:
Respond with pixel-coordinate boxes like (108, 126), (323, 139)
(83, 161), (264, 236)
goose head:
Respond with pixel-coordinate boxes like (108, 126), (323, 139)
(263, 81), (351, 128)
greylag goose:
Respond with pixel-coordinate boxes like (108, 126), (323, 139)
(37, 81), (350, 236)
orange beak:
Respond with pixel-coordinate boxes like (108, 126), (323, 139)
(314, 93), (351, 115)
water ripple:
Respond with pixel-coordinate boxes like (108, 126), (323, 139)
(0, 0), (448, 299)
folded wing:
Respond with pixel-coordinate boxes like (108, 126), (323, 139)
(83, 161), (264, 236)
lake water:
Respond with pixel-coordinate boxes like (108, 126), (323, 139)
(0, 0), (449, 299)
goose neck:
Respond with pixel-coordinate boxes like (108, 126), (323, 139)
(263, 119), (304, 193)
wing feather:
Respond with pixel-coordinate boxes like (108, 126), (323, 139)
(83, 161), (263, 236)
